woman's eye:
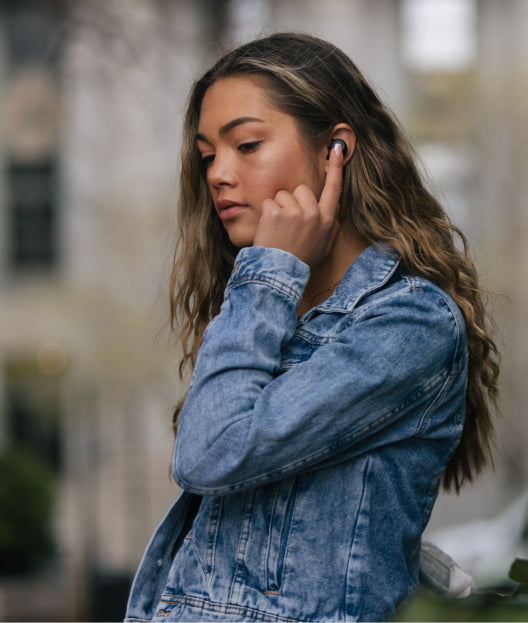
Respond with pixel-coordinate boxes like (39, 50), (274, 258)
(200, 154), (215, 167)
(238, 141), (261, 154)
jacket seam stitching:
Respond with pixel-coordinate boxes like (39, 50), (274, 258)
(344, 453), (371, 618)
(158, 594), (300, 622)
(414, 295), (465, 436)
(227, 274), (302, 300)
(276, 476), (300, 592)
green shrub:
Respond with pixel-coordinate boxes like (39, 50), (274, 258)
(0, 445), (56, 576)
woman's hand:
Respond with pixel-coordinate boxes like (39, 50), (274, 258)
(253, 143), (345, 267)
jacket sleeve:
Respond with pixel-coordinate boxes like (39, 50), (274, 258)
(173, 246), (466, 496)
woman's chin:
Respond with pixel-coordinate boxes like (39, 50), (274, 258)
(225, 227), (257, 250)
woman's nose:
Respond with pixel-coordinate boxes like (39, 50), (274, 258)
(207, 153), (236, 188)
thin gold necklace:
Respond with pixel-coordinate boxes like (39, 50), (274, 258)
(302, 280), (341, 303)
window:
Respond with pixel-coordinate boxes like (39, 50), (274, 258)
(1, 0), (62, 271)
(7, 160), (58, 268)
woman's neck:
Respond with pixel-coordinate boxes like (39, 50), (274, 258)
(297, 228), (368, 317)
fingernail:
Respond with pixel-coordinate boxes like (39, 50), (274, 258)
(333, 142), (343, 157)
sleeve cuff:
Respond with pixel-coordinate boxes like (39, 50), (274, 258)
(227, 246), (310, 303)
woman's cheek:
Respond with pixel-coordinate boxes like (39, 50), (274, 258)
(255, 158), (303, 196)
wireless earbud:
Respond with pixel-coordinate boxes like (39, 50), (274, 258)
(327, 138), (348, 159)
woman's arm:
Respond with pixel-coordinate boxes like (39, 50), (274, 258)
(173, 246), (466, 496)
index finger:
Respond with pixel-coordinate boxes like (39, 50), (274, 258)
(318, 142), (345, 219)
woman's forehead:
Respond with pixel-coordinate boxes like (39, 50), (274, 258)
(198, 77), (290, 136)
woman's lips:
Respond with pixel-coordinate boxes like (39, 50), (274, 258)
(216, 200), (249, 221)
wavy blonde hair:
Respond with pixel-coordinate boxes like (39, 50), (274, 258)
(169, 33), (500, 492)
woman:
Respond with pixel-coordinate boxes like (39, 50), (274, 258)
(125, 33), (499, 622)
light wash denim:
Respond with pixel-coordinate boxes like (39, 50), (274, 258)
(125, 243), (467, 622)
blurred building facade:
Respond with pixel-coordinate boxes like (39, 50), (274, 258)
(0, 0), (526, 619)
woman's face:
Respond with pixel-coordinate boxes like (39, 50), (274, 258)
(197, 77), (327, 248)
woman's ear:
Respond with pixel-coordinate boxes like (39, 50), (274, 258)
(323, 124), (356, 167)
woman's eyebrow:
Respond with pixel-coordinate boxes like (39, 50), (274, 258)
(196, 116), (265, 142)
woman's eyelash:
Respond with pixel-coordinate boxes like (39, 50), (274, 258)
(199, 141), (261, 166)
(200, 154), (215, 166)
(238, 141), (261, 153)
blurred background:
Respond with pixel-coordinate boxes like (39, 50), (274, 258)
(0, 0), (527, 620)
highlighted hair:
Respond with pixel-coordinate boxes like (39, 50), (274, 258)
(169, 33), (500, 492)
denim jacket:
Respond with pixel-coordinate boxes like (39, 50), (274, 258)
(125, 243), (467, 622)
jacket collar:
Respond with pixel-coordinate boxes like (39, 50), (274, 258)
(305, 243), (400, 317)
